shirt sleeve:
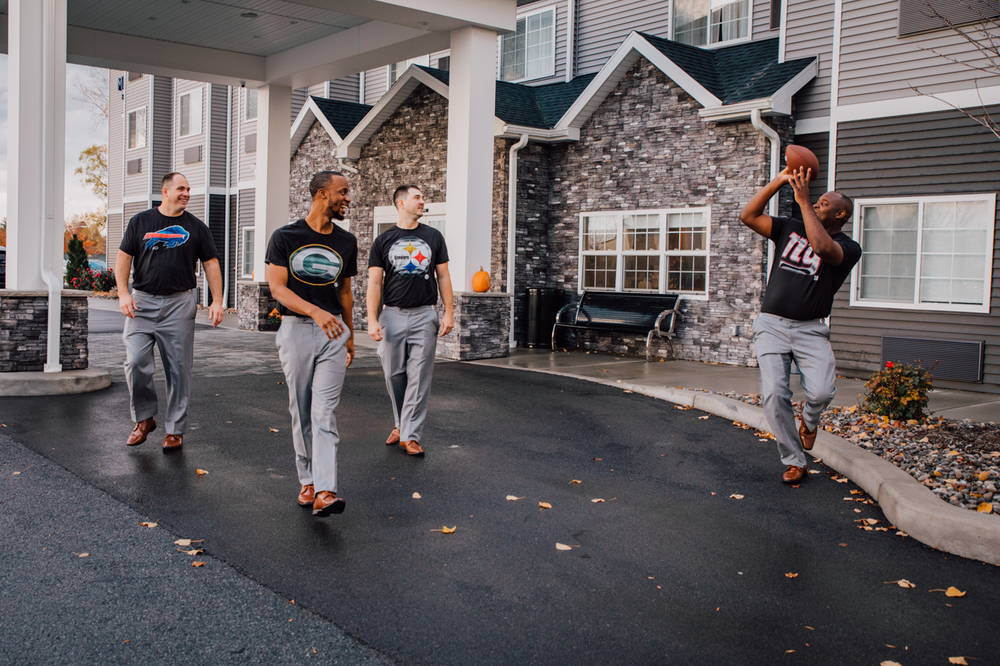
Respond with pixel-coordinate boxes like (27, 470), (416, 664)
(368, 234), (386, 269)
(342, 236), (359, 279)
(196, 221), (220, 263)
(120, 215), (140, 256)
(768, 216), (788, 242)
(837, 237), (862, 271)
(434, 231), (450, 265)
(265, 229), (287, 267)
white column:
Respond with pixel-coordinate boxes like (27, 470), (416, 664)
(445, 27), (498, 291)
(252, 84), (292, 280)
(8, 0), (67, 293)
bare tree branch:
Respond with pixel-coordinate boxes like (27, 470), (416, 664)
(71, 67), (110, 131)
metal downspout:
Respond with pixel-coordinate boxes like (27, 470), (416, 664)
(750, 109), (780, 279)
(507, 133), (530, 348)
(222, 85), (232, 307)
(40, 0), (62, 373)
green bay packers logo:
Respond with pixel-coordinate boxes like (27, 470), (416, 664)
(289, 245), (343, 286)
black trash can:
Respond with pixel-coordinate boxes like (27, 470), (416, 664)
(525, 288), (559, 349)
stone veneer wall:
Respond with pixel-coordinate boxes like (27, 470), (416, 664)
(289, 122), (359, 224)
(542, 57), (795, 366)
(435, 292), (512, 360)
(0, 290), (90, 371)
(236, 281), (280, 331)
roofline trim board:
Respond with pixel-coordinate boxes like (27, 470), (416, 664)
(290, 98), (344, 159)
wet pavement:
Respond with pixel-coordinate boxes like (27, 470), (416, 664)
(2, 307), (999, 665)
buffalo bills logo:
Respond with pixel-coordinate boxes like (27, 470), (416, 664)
(143, 225), (190, 251)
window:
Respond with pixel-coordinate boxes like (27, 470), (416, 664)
(674, 0), (751, 47)
(373, 204), (446, 237)
(388, 55), (430, 88)
(770, 0), (782, 29)
(127, 108), (146, 149)
(501, 7), (555, 82)
(579, 208), (710, 296)
(179, 88), (202, 137)
(241, 228), (254, 278)
(851, 194), (996, 313)
(246, 88), (258, 120)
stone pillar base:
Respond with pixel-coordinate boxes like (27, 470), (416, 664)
(237, 281), (281, 331)
(436, 292), (512, 361)
(0, 290), (90, 372)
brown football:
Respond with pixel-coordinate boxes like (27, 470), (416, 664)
(785, 145), (819, 181)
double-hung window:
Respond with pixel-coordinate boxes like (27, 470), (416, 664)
(179, 87), (202, 137)
(245, 89), (258, 121)
(674, 0), (751, 47)
(850, 194), (995, 313)
(241, 228), (254, 278)
(127, 107), (146, 149)
(580, 208), (710, 296)
(501, 7), (555, 82)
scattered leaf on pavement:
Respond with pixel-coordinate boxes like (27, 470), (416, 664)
(412, 492), (422, 499)
(881, 661), (902, 666)
(569, 479), (582, 484)
(269, 428), (279, 433)
(674, 405), (693, 410)
(946, 587), (966, 597)
(785, 573), (798, 578)
(698, 415), (710, 420)
(177, 548), (204, 555)
(977, 502), (993, 514)
(506, 495), (524, 501)
(555, 543), (579, 551)
(192, 561), (207, 567)
(11, 465), (33, 476)
(807, 470), (821, 474)
(884, 579), (915, 588)
(949, 658), (969, 665)
(196, 469), (209, 476)
(730, 494), (744, 500)
(539, 502), (552, 509)
(430, 526), (456, 534)
(834, 477), (849, 484)
(591, 498), (605, 503)
(174, 539), (204, 546)
(138, 522), (157, 528)
(72, 552), (89, 558)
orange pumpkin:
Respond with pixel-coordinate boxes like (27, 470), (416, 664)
(472, 266), (491, 293)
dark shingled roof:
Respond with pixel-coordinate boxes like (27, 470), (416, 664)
(636, 34), (816, 104)
(416, 66), (597, 129)
(310, 96), (372, 138)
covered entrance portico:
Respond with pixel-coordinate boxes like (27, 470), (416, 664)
(1, 0), (513, 387)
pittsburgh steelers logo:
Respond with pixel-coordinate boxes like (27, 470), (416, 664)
(388, 237), (433, 277)
(289, 245), (343, 286)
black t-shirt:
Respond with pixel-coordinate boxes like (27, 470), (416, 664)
(761, 216), (862, 321)
(265, 219), (359, 317)
(369, 223), (449, 308)
(120, 208), (220, 295)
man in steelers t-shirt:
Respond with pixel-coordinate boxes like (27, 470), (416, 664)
(266, 171), (358, 517)
(366, 185), (454, 457)
(740, 166), (861, 485)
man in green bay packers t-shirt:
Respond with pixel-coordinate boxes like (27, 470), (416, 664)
(266, 171), (358, 517)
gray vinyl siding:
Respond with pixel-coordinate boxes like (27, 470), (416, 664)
(364, 66), (388, 105)
(207, 194), (228, 306)
(786, 0), (834, 119)
(789, 132), (829, 215)
(109, 71), (125, 216)
(830, 108), (1000, 392)
(123, 74), (151, 201)
(839, 0), (1000, 106)
(238, 87), (257, 183)
(237, 189), (256, 281)
(751, 0), (776, 39)
(575, 0), (671, 76)
(228, 194), (239, 306)
(151, 76), (173, 188)
(328, 74), (361, 103)
(174, 80), (208, 190)
(430, 50), (450, 69)
(210, 85), (230, 188)
(186, 194), (207, 223)
(292, 87), (309, 121)
(107, 214), (123, 265)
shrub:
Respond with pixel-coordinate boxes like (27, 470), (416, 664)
(65, 234), (89, 287)
(862, 361), (933, 421)
(69, 267), (115, 292)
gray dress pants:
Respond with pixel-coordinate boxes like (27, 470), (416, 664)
(123, 289), (197, 435)
(276, 315), (348, 494)
(376, 305), (439, 443)
(752, 313), (837, 469)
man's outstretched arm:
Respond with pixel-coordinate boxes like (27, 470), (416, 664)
(739, 168), (792, 238)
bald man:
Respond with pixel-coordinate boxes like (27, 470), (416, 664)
(740, 166), (861, 485)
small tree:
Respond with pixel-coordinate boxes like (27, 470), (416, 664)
(65, 234), (89, 287)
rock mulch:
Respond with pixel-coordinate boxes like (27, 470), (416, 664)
(718, 392), (1000, 517)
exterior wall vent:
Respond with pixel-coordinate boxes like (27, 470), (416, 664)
(244, 133), (257, 153)
(184, 145), (203, 164)
(881, 336), (985, 383)
(127, 158), (142, 175)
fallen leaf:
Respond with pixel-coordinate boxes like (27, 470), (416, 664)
(539, 502), (552, 509)
(593, 458), (602, 461)
(674, 405), (694, 410)
(506, 495), (524, 501)
(946, 586), (966, 597)
(569, 479), (582, 484)
(412, 492), (422, 499)
(807, 469), (821, 474)
(785, 573), (798, 578)
(805, 626), (814, 630)
(138, 522), (157, 528)
(196, 469), (209, 476)
(785, 650), (795, 653)
(947, 450), (960, 456)
(697, 415), (710, 420)
(430, 526), (457, 534)
(269, 428), (279, 433)
(729, 494), (744, 499)
(623, 390), (633, 393)
(881, 661), (903, 666)
(949, 657), (969, 665)
(850, 490), (863, 495)
(835, 477), (849, 484)
(839, 543), (847, 547)
(883, 579), (915, 588)
(555, 543), (579, 551)
(192, 561), (207, 567)
(176, 548), (204, 555)
(977, 502), (993, 514)
(896, 531), (909, 537)
(72, 552), (89, 558)
(866, 518), (879, 525)
(11, 465), (33, 476)
(591, 498), (605, 503)
(886, 645), (895, 648)
(174, 539), (204, 546)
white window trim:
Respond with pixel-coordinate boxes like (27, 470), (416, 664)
(241, 227), (254, 279)
(245, 88), (258, 121)
(179, 87), (203, 138)
(374, 203), (446, 236)
(849, 193), (996, 314)
(671, 0), (754, 49)
(577, 207), (711, 300)
(126, 106), (146, 150)
(498, 5), (557, 84)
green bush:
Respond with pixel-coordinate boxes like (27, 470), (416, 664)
(65, 234), (89, 287)
(862, 361), (933, 421)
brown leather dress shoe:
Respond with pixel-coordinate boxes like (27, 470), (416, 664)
(126, 418), (156, 446)
(782, 465), (806, 484)
(163, 434), (183, 451)
(312, 490), (345, 516)
(400, 440), (425, 456)
(297, 484), (315, 507)
(799, 419), (817, 451)
(386, 428), (401, 445)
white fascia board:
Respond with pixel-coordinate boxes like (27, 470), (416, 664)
(795, 117), (830, 135)
(290, 98), (345, 159)
(62, 22), (265, 87)
(499, 124), (580, 142)
(266, 21), (449, 89)
(280, 0), (516, 33)
(555, 32), (722, 131)
(770, 58), (819, 114)
(836, 84), (1000, 123)
(336, 67), (451, 159)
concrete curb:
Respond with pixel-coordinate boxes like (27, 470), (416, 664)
(485, 364), (1000, 566)
(0, 368), (112, 396)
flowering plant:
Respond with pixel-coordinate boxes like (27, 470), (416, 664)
(267, 308), (283, 325)
(70, 267), (116, 293)
(862, 360), (932, 421)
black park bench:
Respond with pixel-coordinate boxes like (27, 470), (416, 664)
(551, 291), (682, 361)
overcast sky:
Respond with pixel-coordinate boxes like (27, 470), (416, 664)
(0, 55), (108, 223)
